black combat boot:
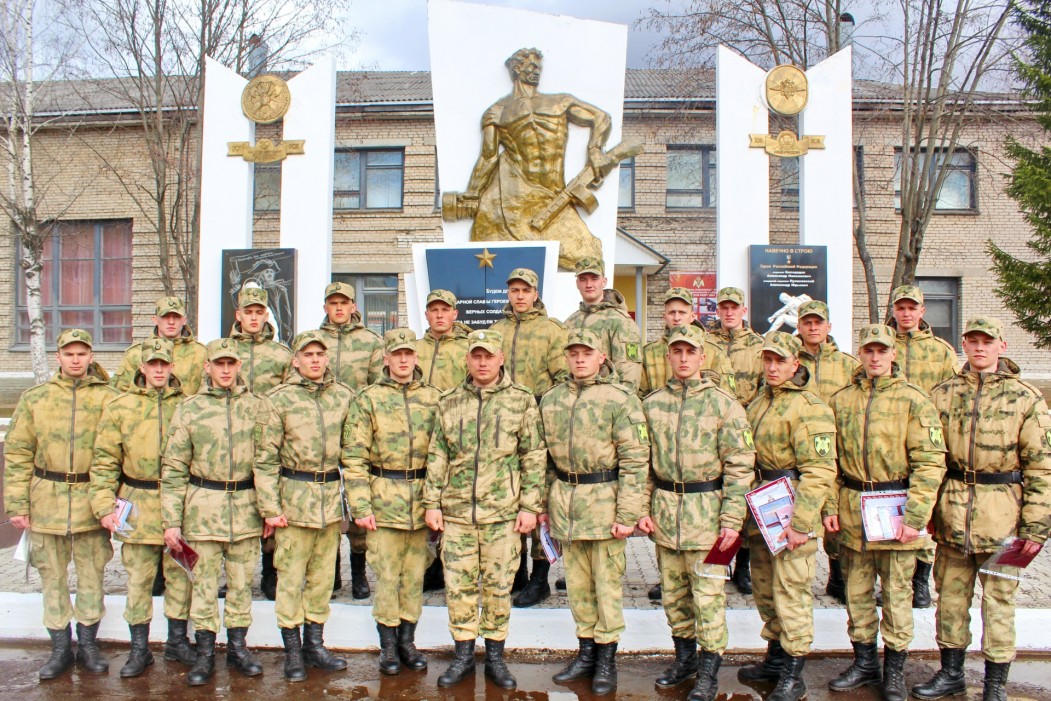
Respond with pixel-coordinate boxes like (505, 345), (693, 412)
(687, 650), (722, 701)
(163, 618), (196, 665)
(350, 552), (370, 599)
(151, 563), (166, 596)
(591, 641), (618, 695)
(828, 641), (882, 690)
(75, 621), (110, 673)
(655, 636), (697, 687)
(377, 623), (401, 675)
(437, 639), (476, 687)
(484, 638), (517, 689)
(553, 637), (596, 682)
(513, 558), (550, 608)
(303, 621), (347, 671)
(422, 559), (445, 592)
(332, 548), (342, 592)
(511, 550), (529, 593)
(186, 630), (216, 686)
(648, 583), (663, 600)
(120, 622), (154, 678)
(982, 660), (1009, 701)
(768, 654), (807, 701)
(261, 551), (278, 601)
(738, 639), (786, 682)
(826, 557), (846, 604)
(226, 627), (263, 676)
(912, 647), (967, 699)
(883, 648), (908, 701)
(732, 547), (752, 594)
(38, 625), (74, 680)
(397, 620), (427, 670)
(280, 627), (307, 682)
(913, 560), (933, 608)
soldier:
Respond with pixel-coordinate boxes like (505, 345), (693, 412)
(564, 257), (642, 392)
(423, 329), (546, 690)
(317, 281), (383, 600)
(540, 328), (649, 696)
(343, 328), (441, 676)
(737, 332), (837, 701)
(824, 324), (946, 701)
(161, 338), (271, 686)
(795, 299), (859, 605)
(913, 317), (1051, 701)
(4, 329), (117, 680)
(111, 295), (207, 395)
(887, 284), (959, 608)
(489, 267), (567, 608)
(637, 325), (754, 701)
(706, 286), (764, 595)
(256, 331), (351, 682)
(90, 338), (194, 678)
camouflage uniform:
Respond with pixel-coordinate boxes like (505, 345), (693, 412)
(706, 319), (764, 406)
(489, 300), (567, 400)
(230, 319), (292, 395)
(640, 323), (737, 397)
(317, 312), (383, 389)
(417, 321), (472, 391)
(111, 297), (207, 396)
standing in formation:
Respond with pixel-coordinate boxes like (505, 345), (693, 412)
(111, 296), (207, 395)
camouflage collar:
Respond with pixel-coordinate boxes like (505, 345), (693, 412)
(887, 318), (933, 338)
(578, 289), (628, 314)
(765, 365), (811, 395)
(319, 310), (365, 333)
(378, 365), (425, 388)
(465, 368), (512, 395)
(53, 362), (110, 387)
(426, 322), (471, 342)
(131, 370), (184, 396)
(286, 367), (335, 390)
(667, 375), (716, 394)
(230, 320), (277, 343)
(961, 357), (1020, 378)
(851, 362), (905, 388)
(203, 375), (248, 396)
(568, 360), (616, 388)
(502, 299), (548, 321)
(150, 326), (196, 344)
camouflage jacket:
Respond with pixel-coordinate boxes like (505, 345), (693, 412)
(4, 364), (116, 535)
(797, 337), (860, 405)
(827, 365), (947, 552)
(642, 375), (756, 551)
(889, 319), (960, 395)
(89, 372), (185, 545)
(230, 321), (293, 395)
(161, 378), (269, 542)
(417, 322), (471, 391)
(255, 369), (353, 529)
(343, 368), (441, 531)
(540, 363), (650, 541)
(422, 371), (546, 525)
(746, 366), (837, 536)
(564, 290), (643, 391)
(706, 320), (764, 405)
(489, 300), (567, 398)
(929, 359), (1051, 552)
(318, 312), (384, 391)
(640, 324), (737, 397)
(111, 327), (207, 395)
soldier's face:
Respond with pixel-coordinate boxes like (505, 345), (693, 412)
(467, 348), (503, 387)
(762, 351), (800, 387)
(962, 332), (1005, 372)
(236, 304), (268, 334)
(57, 342), (93, 379)
(206, 357), (241, 388)
(426, 302), (458, 334)
(566, 345), (606, 381)
(385, 348), (418, 383)
(141, 359), (174, 389)
(860, 344), (896, 378)
(716, 301), (745, 330)
(668, 342), (704, 380)
(153, 312), (186, 339)
(892, 300), (924, 332)
(324, 295), (356, 325)
(576, 273), (606, 305)
(293, 343), (328, 381)
(507, 281), (538, 314)
(797, 314), (831, 347)
(663, 300), (695, 329)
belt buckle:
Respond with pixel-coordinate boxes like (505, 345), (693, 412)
(65, 472), (79, 484)
(963, 470), (977, 485)
(862, 480), (876, 492)
(674, 481), (686, 495)
(567, 472), (579, 486)
(224, 480), (237, 493)
(313, 471), (325, 483)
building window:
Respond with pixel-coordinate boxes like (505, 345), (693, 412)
(781, 157), (799, 210)
(666, 145), (716, 209)
(334, 148), (404, 210)
(16, 220), (133, 346)
(894, 148), (977, 211)
(618, 157), (635, 209)
(330, 273), (399, 334)
(254, 162), (282, 211)
(916, 277), (961, 351)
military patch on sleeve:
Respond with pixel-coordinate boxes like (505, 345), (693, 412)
(929, 426), (944, 447)
(254, 424), (263, 446)
(814, 433), (832, 457)
(1045, 429), (1051, 449)
(743, 429), (755, 450)
(635, 422), (650, 444)
(626, 342), (640, 362)
(727, 375), (737, 391)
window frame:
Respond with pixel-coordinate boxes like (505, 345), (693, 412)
(894, 146), (977, 213)
(333, 147), (405, 211)
(916, 276), (961, 352)
(618, 156), (635, 211)
(330, 273), (400, 335)
(665, 145), (716, 210)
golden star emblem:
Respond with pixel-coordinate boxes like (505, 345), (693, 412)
(475, 248), (496, 269)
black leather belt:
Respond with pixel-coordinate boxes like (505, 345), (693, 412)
(757, 468), (801, 482)
(188, 474), (254, 491)
(369, 466), (427, 481)
(554, 467), (620, 485)
(947, 468), (1023, 486)
(281, 467), (342, 483)
(654, 476), (724, 494)
(842, 475), (909, 491)
(120, 474), (161, 490)
(33, 467), (89, 484)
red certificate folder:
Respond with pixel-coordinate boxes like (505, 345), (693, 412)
(703, 531), (743, 566)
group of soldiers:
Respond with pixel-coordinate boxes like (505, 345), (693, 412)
(3, 262), (1048, 701)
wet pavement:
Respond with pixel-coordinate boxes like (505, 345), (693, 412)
(1, 642), (1049, 701)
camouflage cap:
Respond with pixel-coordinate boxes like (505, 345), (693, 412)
(57, 328), (93, 349)
(891, 285), (924, 305)
(324, 281), (355, 301)
(664, 287), (694, 306)
(762, 331), (802, 358)
(717, 287), (746, 305)
(238, 286), (269, 308)
(291, 330), (329, 354)
(666, 324), (705, 349)
(154, 295), (187, 317)
(798, 299), (829, 320)
(564, 328), (602, 351)
(384, 327), (418, 353)
(467, 329), (503, 354)
(426, 289), (457, 307)
(574, 257), (605, 277)
(857, 324), (896, 349)
(507, 267), (539, 289)
(140, 337), (174, 364)
(206, 338), (240, 362)
(963, 316), (1004, 340)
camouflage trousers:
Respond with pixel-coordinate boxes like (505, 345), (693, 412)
(274, 523), (340, 629)
(346, 523), (367, 554)
(919, 538), (936, 565)
(121, 542), (190, 625)
(823, 532), (840, 560)
(750, 535), (818, 656)
(189, 537), (260, 633)
(934, 543), (1018, 663)
(520, 531), (545, 562)
(657, 545), (728, 653)
(564, 538), (626, 644)
(366, 527), (430, 627)
(30, 529), (112, 630)
(841, 547), (918, 651)
(442, 520), (519, 641)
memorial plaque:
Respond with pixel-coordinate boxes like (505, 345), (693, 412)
(669, 272), (719, 328)
(222, 248), (297, 344)
(749, 245), (827, 336)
